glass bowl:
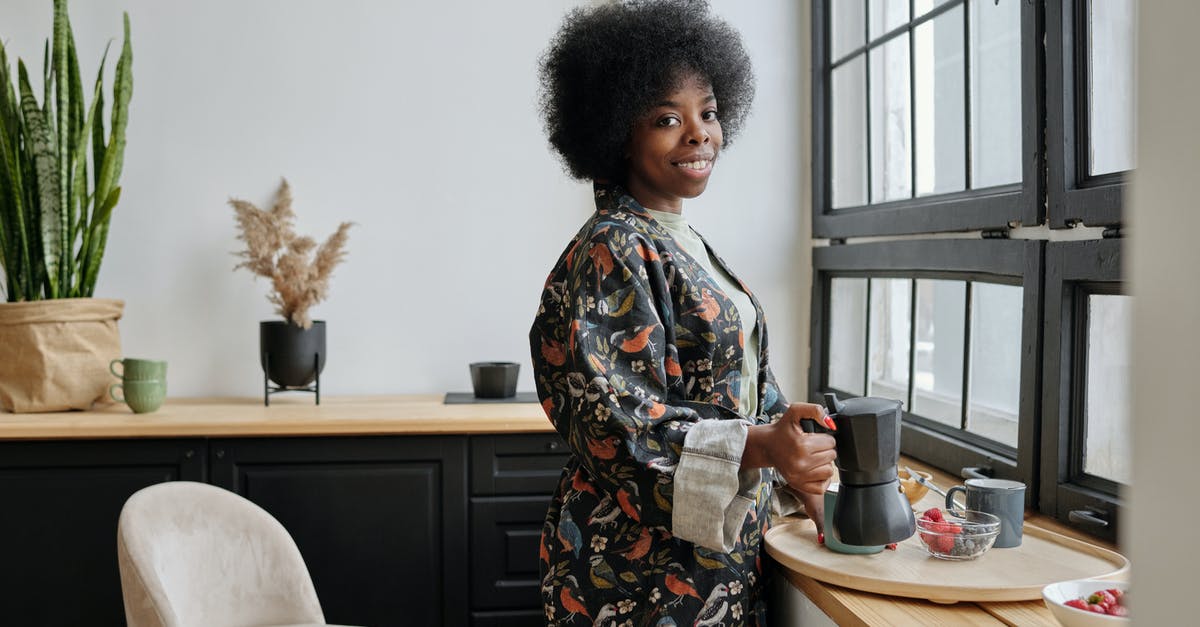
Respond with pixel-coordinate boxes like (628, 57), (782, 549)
(916, 509), (1000, 560)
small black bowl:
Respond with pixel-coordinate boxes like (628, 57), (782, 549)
(470, 362), (519, 398)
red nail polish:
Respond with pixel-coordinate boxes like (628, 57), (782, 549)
(823, 416), (837, 431)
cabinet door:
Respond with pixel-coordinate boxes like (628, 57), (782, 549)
(209, 436), (468, 627)
(470, 495), (549, 610)
(0, 439), (205, 627)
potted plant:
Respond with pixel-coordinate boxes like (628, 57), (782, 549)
(229, 179), (352, 404)
(0, 0), (133, 412)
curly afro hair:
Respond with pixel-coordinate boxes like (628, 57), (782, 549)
(538, 0), (755, 182)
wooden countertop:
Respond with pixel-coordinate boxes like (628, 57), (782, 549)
(0, 395), (554, 440)
(774, 458), (1124, 626)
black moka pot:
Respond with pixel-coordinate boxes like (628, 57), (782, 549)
(823, 392), (916, 546)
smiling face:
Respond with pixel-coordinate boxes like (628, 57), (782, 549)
(624, 74), (723, 213)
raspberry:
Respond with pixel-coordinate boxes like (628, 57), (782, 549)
(922, 507), (944, 522)
(935, 534), (955, 554)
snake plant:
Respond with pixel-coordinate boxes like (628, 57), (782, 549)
(0, 0), (132, 302)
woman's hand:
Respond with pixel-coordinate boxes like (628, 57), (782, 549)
(743, 402), (837, 495)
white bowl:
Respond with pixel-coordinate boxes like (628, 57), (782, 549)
(1042, 578), (1130, 626)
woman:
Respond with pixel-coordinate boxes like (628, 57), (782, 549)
(530, 2), (837, 624)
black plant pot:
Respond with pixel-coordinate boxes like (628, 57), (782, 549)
(260, 320), (326, 388)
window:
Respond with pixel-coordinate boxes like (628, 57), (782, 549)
(1041, 240), (1126, 543)
(810, 0), (1133, 540)
(1046, 0), (1134, 226)
(813, 0), (1041, 237)
(811, 240), (1042, 492)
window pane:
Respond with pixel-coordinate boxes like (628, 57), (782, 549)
(832, 0), (866, 61)
(832, 56), (869, 209)
(915, 5), (966, 196)
(967, 282), (1021, 447)
(868, 279), (911, 402)
(912, 279), (965, 427)
(870, 33), (912, 203)
(1084, 294), (1132, 485)
(829, 278), (868, 395)
(969, 0), (1022, 188)
(1088, 0), (1137, 175)
(869, 0), (909, 40)
(914, 0), (955, 18)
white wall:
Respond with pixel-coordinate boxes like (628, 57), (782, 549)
(0, 1), (809, 400)
(1128, 1), (1200, 622)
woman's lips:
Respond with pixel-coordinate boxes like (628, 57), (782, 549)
(673, 158), (714, 178)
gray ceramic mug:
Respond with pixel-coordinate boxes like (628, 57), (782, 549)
(946, 478), (1026, 548)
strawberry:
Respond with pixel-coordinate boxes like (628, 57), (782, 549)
(885, 543), (897, 550)
(1094, 590), (1117, 608)
(1106, 604), (1129, 617)
(1106, 588), (1124, 600)
(1064, 599), (1089, 611)
(1088, 603), (1107, 614)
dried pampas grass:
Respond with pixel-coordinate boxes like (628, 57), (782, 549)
(230, 179), (353, 329)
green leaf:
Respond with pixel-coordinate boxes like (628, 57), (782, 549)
(18, 61), (61, 298)
(91, 43), (109, 192)
(96, 14), (132, 202)
(91, 186), (120, 226)
(68, 84), (98, 295)
(53, 0), (71, 248)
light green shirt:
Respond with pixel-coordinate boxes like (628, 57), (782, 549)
(646, 208), (760, 417)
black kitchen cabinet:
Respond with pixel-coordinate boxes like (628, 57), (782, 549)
(0, 431), (565, 627)
(0, 439), (205, 627)
(209, 436), (469, 627)
(469, 433), (568, 626)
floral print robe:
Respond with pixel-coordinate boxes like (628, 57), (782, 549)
(530, 184), (793, 626)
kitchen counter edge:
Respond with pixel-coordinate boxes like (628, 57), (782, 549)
(0, 395), (554, 440)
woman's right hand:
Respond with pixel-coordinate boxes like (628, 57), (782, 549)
(744, 402), (837, 495)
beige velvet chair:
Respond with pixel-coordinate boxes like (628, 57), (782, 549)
(117, 481), (348, 627)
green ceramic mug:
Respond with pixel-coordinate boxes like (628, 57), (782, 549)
(110, 358), (167, 382)
(110, 379), (166, 414)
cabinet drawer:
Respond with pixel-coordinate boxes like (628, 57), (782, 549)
(470, 495), (550, 610)
(471, 433), (568, 496)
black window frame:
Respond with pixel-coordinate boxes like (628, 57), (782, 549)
(1040, 239), (1124, 543)
(810, 239), (1043, 499)
(811, 0), (1045, 238)
(1045, 0), (1128, 228)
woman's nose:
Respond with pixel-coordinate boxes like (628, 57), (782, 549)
(685, 120), (710, 145)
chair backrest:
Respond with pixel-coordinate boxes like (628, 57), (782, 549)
(117, 481), (326, 627)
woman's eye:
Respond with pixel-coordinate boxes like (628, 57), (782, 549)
(657, 117), (680, 128)
(703, 110), (719, 121)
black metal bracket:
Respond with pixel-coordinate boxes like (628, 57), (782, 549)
(263, 352), (321, 407)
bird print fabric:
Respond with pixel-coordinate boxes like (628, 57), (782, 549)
(530, 184), (792, 626)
